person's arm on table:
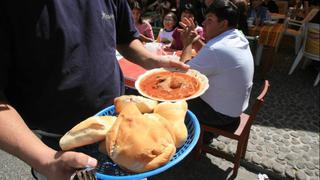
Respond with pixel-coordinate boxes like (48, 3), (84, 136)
(139, 33), (154, 43)
(117, 39), (189, 70)
(0, 95), (97, 180)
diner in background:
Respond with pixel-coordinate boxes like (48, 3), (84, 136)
(156, 12), (178, 45)
(248, 0), (271, 26)
(131, 0), (155, 43)
(171, 3), (204, 50)
(179, 0), (254, 141)
(233, 0), (249, 35)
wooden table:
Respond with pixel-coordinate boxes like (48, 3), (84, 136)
(249, 23), (285, 78)
(270, 13), (286, 21)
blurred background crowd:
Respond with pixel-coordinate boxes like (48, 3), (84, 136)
(126, 0), (319, 47)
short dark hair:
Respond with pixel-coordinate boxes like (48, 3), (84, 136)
(205, 0), (239, 28)
(180, 3), (197, 18)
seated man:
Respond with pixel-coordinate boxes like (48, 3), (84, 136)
(179, 0), (254, 136)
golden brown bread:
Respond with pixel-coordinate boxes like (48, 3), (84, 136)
(105, 103), (176, 173)
(114, 95), (158, 113)
(59, 116), (116, 151)
(154, 100), (188, 148)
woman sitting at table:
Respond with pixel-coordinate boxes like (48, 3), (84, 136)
(248, 0), (271, 26)
(131, 1), (155, 43)
(170, 3), (204, 50)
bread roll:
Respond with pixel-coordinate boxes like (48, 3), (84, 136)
(154, 100), (188, 148)
(59, 116), (116, 151)
(114, 95), (158, 113)
(105, 103), (176, 173)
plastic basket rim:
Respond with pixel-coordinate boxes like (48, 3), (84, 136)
(94, 105), (200, 180)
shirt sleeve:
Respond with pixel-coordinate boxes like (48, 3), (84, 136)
(115, 0), (140, 44)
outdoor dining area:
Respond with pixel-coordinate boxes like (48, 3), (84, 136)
(0, 0), (319, 180)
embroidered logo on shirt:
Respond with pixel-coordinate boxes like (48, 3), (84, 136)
(101, 11), (114, 21)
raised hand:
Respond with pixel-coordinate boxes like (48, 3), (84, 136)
(178, 17), (200, 48)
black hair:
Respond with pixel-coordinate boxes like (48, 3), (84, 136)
(179, 3), (198, 25)
(181, 3), (197, 18)
(205, 0), (239, 28)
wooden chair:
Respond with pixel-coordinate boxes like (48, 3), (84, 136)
(194, 80), (270, 178)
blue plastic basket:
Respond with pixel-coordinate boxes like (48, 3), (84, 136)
(91, 105), (200, 180)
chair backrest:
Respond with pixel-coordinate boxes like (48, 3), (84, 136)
(303, 8), (319, 23)
(285, 8), (319, 34)
(245, 80), (270, 129)
(303, 22), (320, 59)
(275, 1), (288, 15)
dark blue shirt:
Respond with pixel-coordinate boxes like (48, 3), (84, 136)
(0, 0), (139, 134)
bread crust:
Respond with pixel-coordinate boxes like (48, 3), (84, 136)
(59, 116), (116, 151)
(114, 95), (158, 113)
(106, 103), (176, 173)
(154, 101), (188, 148)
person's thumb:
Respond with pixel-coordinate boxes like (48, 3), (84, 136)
(60, 151), (97, 169)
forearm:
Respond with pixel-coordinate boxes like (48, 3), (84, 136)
(193, 39), (205, 52)
(0, 102), (56, 175)
(180, 44), (193, 63)
(139, 34), (154, 43)
(117, 39), (160, 69)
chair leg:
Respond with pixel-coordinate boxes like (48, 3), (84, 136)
(232, 139), (246, 177)
(289, 48), (304, 75)
(194, 127), (204, 160)
(275, 31), (284, 53)
(255, 44), (263, 66)
(294, 36), (302, 54)
(241, 134), (250, 158)
(314, 71), (320, 87)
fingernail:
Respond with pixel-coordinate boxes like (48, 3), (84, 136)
(87, 157), (97, 167)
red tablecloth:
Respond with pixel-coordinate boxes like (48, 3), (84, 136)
(119, 58), (146, 88)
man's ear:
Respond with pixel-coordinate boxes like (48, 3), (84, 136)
(222, 19), (229, 29)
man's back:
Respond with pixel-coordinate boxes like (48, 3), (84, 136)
(188, 29), (254, 117)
